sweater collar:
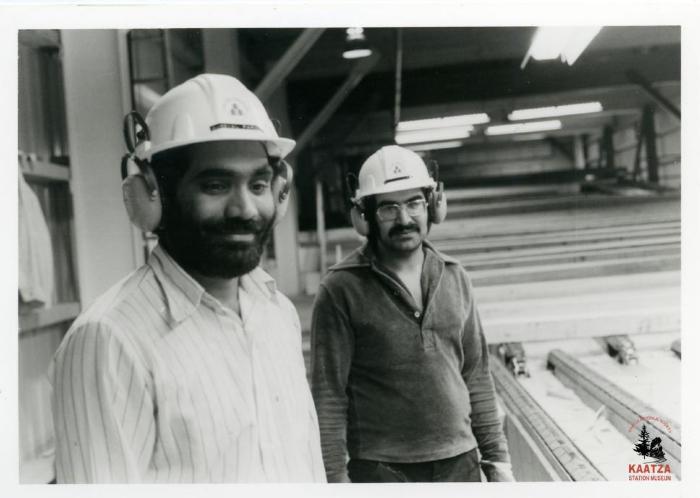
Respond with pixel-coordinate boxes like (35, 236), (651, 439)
(329, 239), (460, 272)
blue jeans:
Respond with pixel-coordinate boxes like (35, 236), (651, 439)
(348, 448), (482, 482)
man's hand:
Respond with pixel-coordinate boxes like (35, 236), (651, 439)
(481, 460), (516, 482)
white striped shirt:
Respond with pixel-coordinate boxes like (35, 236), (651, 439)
(50, 245), (326, 483)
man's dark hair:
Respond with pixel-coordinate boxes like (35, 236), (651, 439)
(148, 145), (191, 238)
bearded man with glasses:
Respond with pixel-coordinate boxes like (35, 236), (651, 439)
(310, 145), (513, 483)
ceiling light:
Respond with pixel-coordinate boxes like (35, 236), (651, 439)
(397, 113), (490, 132)
(522, 26), (602, 68)
(342, 27), (372, 59)
(485, 120), (562, 136)
(407, 140), (465, 152)
(508, 102), (603, 121)
(395, 126), (472, 144)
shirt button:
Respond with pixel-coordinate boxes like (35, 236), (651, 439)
(414, 311), (421, 319)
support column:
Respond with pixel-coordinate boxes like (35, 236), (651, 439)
(601, 125), (615, 170)
(573, 135), (586, 170)
(62, 30), (140, 305)
(202, 29), (241, 77)
(315, 177), (327, 276)
(641, 105), (660, 184)
(267, 80), (301, 295)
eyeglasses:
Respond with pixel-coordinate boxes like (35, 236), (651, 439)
(376, 198), (427, 222)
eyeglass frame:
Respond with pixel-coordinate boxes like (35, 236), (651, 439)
(375, 197), (428, 222)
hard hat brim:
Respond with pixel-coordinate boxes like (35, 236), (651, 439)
(145, 136), (296, 160)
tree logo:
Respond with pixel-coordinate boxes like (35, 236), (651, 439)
(633, 424), (667, 462)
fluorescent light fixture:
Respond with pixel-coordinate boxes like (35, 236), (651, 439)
(561, 27), (603, 65)
(522, 26), (602, 68)
(509, 102), (603, 121)
(397, 113), (490, 132)
(395, 126), (472, 144)
(343, 27), (372, 59)
(343, 48), (372, 59)
(407, 140), (464, 152)
(485, 120), (562, 136)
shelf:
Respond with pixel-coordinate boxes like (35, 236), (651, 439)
(21, 159), (71, 183)
(18, 30), (60, 49)
(19, 302), (80, 333)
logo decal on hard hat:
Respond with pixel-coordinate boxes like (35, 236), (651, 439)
(225, 99), (247, 117)
(384, 160), (410, 184)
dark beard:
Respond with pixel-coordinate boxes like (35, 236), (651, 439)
(160, 205), (275, 279)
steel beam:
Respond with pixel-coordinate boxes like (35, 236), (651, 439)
(294, 53), (380, 154)
(626, 69), (681, 121)
(254, 28), (325, 102)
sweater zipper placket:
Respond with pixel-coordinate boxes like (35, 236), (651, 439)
(370, 262), (427, 343)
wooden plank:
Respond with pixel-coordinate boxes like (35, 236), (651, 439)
(446, 192), (680, 219)
(474, 271), (680, 303)
(483, 307), (679, 344)
(492, 358), (605, 481)
(444, 233), (680, 256)
(459, 243), (679, 270)
(19, 302), (80, 333)
(470, 254), (680, 286)
(436, 222), (680, 250)
(478, 286), (679, 321)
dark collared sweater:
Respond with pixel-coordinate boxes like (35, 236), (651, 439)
(310, 241), (510, 482)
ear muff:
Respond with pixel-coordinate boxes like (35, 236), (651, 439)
(121, 154), (162, 233)
(350, 204), (370, 236)
(272, 160), (293, 224)
(428, 181), (447, 224)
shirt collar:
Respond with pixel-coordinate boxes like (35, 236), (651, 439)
(356, 239), (460, 267)
(148, 245), (279, 326)
(240, 266), (279, 304)
(148, 245), (206, 325)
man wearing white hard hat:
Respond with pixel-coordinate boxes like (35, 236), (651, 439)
(50, 74), (326, 483)
(310, 145), (513, 482)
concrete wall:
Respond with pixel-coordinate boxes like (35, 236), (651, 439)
(62, 30), (141, 306)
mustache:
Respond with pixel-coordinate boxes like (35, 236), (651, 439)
(388, 224), (419, 237)
(200, 217), (268, 236)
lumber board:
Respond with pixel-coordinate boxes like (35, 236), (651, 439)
(482, 306), (680, 344)
(436, 227), (679, 252)
(448, 235), (679, 258)
(470, 254), (680, 286)
(473, 271), (680, 303)
(460, 244), (679, 270)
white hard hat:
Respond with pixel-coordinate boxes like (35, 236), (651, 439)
(353, 145), (437, 202)
(136, 73), (295, 160)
